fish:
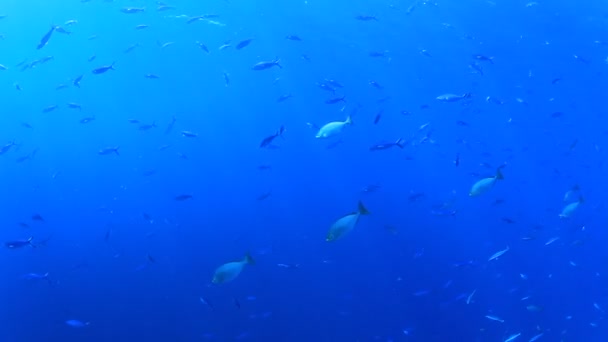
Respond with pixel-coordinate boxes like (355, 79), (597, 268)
(277, 94), (293, 102)
(55, 26), (71, 35)
(488, 246), (510, 261)
(98, 147), (120, 156)
(79, 116), (95, 124)
(316, 116), (352, 138)
(73, 75), (83, 87)
(235, 38), (253, 50)
(65, 320), (90, 328)
(135, 24), (149, 30)
(92, 62), (116, 74)
(485, 315), (504, 323)
(212, 253), (255, 284)
(260, 126), (286, 148)
(466, 289), (477, 304)
(473, 54), (494, 63)
(31, 214), (45, 222)
(324, 96), (346, 104)
(528, 333), (544, 342)
(196, 41), (209, 53)
(124, 43), (140, 54)
(252, 58), (281, 70)
(469, 168), (504, 196)
(369, 80), (383, 89)
(369, 139), (405, 151)
(37, 26), (56, 49)
(67, 103), (82, 110)
(326, 201), (370, 242)
(42, 105), (58, 113)
(436, 93), (472, 102)
(144, 74), (160, 79)
(181, 131), (198, 138)
(355, 15), (378, 21)
(22, 272), (51, 283)
(285, 35), (302, 41)
(373, 111), (382, 124)
(0, 141), (17, 155)
(174, 194), (193, 201)
(121, 7), (145, 14)
(5, 237), (34, 249)
(504, 333), (521, 342)
(165, 116), (177, 135)
(138, 122), (157, 131)
(559, 197), (583, 218)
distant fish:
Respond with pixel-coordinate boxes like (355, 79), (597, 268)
(37, 26), (56, 50)
(316, 116), (352, 138)
(325, 96), (346, 104)
(174, 194), (193, 201)
(135, 24), (149, 30)
(5, 237), (34, 249)
(260, 126), (285, 148)
(485, 315), (504, 323)
(92, 62), (115, 74)
(469, 168), (504, 196)
(488, 246), (510, 261)
(436, 93), (471, 102)
(355, 15), (378, 21)
(121, 7), (145, 14)
(98, 147), (120, 156)
(252, 58), (281, 70)
(369, 139), (405, 151)
(276, 94), (292, 102)
(326, 201), (370, 241)
(42, 105), (58, 113)
(65, 320), (90, 328)
(212, 253), (255, 284)
(285, 35), (302, 41)
(235, 38), (253, 50)
(165, 116), (177, 135)
(73, 74), (83, 87)
(181, 131), (198, 138)
(31, 214), (45, 222)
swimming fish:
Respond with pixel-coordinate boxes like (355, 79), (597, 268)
(559, 197), (583, 218)
(469, 168), (504, 196)
(37, 26), (56, 50)
(252, 58), (281, 70)
(212, 253), (255, 284)
(315, 116), (352, 138)
(92, 62), (116, 74)
(326, 201), (370, 242)
(436, 93), (472, 102)
(488, 246), (510, 261)
(65, 320), (90, 328)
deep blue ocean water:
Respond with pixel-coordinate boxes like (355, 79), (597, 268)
(1, 1), (607, 341)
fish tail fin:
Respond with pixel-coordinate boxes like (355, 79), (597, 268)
(463, 92), (472, 99)
(495, 168), (504, 180)
(113, 147), (120, 156)
(358, 201), (370, 215)
(341, 96), (347, 102)
(396, 138), (405, 148)
(244, 252), (255, 265)
(274, 57), (282, 68)
(111, 61), (116, 70)
(578, 196), (585, 203)
(345, 115), (352, 125)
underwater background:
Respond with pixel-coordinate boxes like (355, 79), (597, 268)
(1, 0), (607, 341)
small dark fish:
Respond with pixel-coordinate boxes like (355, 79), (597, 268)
(369, 139), (405, 151)
(146, 253), (156, 263)
(356, 15), (378, 21)
(456, 120), (469, 126)
(325, 96), (346, 104)
(0, 141), (16, 155)
(550, 111), (564, 118)
(502, 217), (516, 224)
(551, 78), (562, 84)
(257, 165), (272, 170)
(92, 62), (115, 74)
(361, 184), (381, 193)
(301, 54), (311, 62)
(18, 222), (30, 228)
(233, 298), (241, 309)
(257, 191), (272, 201)
(37, 26), (56, 50)
(73, 74), (83, 87)
(121, 7), (145, 14)
(68, 103), (82, 110)
(374, 113), (382, 125)
(472, 54), (494, 63)
(260, 126), (286, 148)
(124, 43), (140, 54)
(285, 35), (302, 41)
(377, 96), (392, 104)
(454, 153), (460, 167)
(181, 131), (198, 138)
(144, 74), (160, 79)
(128, 119), (140, 124)
(277, 94), (292, 102)
(5, 237), (34, 249)
(196, 41), (209, 53)
(139, 122), (157, 131)
(223, 72), (230, 86)
(22, 122), (33, 129)
(369, 51), (388, 58)
(165, 116), (177, 135)
(199, 297), (214, 310)
(87, 55), (96, 62)
(252, 58), (281, 70)
(98, 147), (120, 156)
(14, 83), (22, 91)
(31, 214), (45, 222)
(42, 105), (58, 113)
(317, 82), (336, 93)
(324, 79), (344, 88)
(369, 80), (383, 89)
(174, 194), (193, 201)
(469, 62), (483, 75)
(235, 38), (253, 50)
(135, 24), (149, 30)
(492, 199), (505, 206)
(55, 84), (69, 90)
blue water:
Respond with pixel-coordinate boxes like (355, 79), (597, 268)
(1, 1), (607, 341)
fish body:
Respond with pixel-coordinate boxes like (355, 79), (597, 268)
(277, 94), (292, 102)
(356, 15), (378, 21)
(98, 147), (119, 155)
(37, 26), (56, 50)
(73, 74), (83, 87)
(260, 126), (285, 148)
(286, 35), (302, 41)
(252, 58), (281, 70)
(65, 320), (90, 328)
(485, 315), (504, 323)
(212, 253), (255, 284)
(436, 93), (471, 102)
(121, 7), (145, 14)
(316, 116), (351, 138)
(235, 38), (253, 50)
(488, 246), (510, 261)
(559, 197), (583, 218)
(369, 139), (405, 151)
(6, 237), (33, 249)
(469, 168), (504, 196)
(326, 201), (370, 241)
(174, 194), (193, 201)
(504, 333), (521, 342)
(181, 131), (198, 138)
(0, 141), (16, 155)
(92, 62), (115, 74)
(325, 96), (346, 104)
